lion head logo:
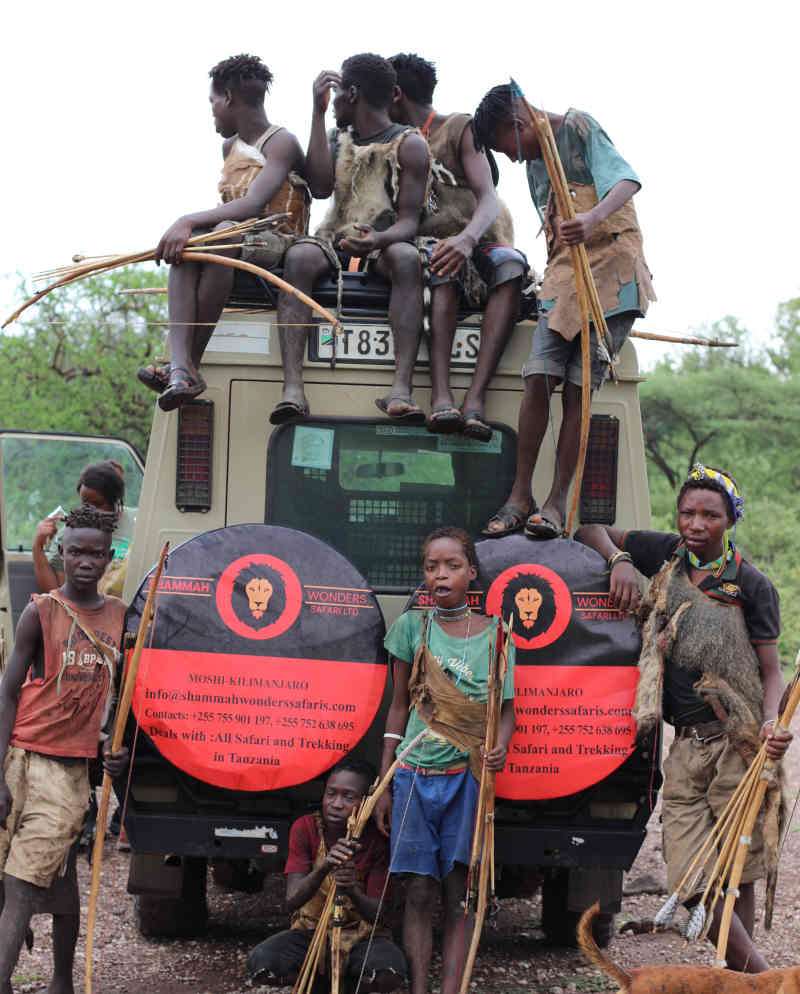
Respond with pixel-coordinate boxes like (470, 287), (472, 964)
(245, 577), (274, 619)
(515, 587), (544, 629)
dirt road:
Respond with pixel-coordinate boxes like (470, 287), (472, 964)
(12, 723), (800, 993)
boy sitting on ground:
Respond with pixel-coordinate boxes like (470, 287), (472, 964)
(146, 53), (309, 411)
(0, 507), (129, 994)
(247, 758), (407, 992)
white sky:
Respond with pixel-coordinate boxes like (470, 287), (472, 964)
(2, 0), (798, 369)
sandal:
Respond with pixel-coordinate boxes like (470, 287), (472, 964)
(136, 362), (171, 394)
(524, 510), (565, 540)
(375, 394), (426, 425)
(482, 502), (535, 538)
(157, 366), (206, 412)
(461, 410), (493, 443)
(426, 405), (465, 435)
(269, 399), (310, 426)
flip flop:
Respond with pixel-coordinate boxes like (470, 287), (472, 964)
(269, 400), (310, 426)
(524, 511), (565, 540)
(461, 410), (493, 443)
(426, 405), (465, 435)
(157, 366), (206, 412)
(482, 502), (535, 538)
(137, 362), (171, 394)
(375, 395), (426, 426)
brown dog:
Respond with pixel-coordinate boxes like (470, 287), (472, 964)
(578, 904), (798, 994)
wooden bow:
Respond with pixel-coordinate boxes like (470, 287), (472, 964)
(457, 615), (513, 994)
(510, 79), (612, 535)
(3, 218), (343, 335)
(85, 542), (169, 994)
(292, 728), (430, 994)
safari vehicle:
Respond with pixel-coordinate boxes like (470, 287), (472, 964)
(0, 430), (144, 660)
(119, 268), (657, 943)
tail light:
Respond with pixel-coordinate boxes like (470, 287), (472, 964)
(176, 401), (213, 512)
(580, 415), (619, 524)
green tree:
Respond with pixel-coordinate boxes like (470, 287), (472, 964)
(0, 267), (167, 453)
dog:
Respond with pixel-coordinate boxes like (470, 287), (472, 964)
(578, 904), (799, 994)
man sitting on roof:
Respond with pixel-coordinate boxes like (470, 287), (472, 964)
(388, 53), (528, 443)
(145, 54), (309, 412)
(270, 53), (432, 427)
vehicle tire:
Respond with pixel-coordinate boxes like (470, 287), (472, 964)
(134, 857), (208, 938)
(541, 870), (614, 949)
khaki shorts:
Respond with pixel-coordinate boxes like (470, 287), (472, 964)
(0, 747), (88, 889)
(662, 733), (764, 896)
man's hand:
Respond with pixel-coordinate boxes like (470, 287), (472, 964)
(430, 232), (476, 277)
(102, 743), (130, 779)
(34, 517), (60, 550)
(559, 211), (599, 245)
(339, 224), (381, 257)
(609, 562), (641, 616)
(482, 742), (508, 772)
(155, 218), (194, 266)
(373, 791), (392, 837)
(0, 779), (13, 829)
(761, 721), (793, 762)
(333, 860), (360, 894)
(313, 71), (340, 115)
(324, 838), (359, 872)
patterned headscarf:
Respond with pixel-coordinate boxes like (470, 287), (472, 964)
(685, 464), (744, 522)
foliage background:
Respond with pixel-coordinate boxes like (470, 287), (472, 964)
(1, 273), (798, 663)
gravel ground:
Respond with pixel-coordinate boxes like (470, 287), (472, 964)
(12, 720), (800, 994)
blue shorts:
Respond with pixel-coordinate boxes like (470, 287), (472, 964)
(428, 243), (527, 290)
(522, 310), (636, 389)
(389, 766), (478, 881)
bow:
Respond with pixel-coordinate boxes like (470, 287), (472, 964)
(2, 218), (343, 335)
(457, 615), (513, 994)
(509, 78), (612, 534)
(85, 542), (169, 994)
(292, 728), (430, 994)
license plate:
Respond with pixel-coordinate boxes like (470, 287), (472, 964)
(310, 321), (481, 367)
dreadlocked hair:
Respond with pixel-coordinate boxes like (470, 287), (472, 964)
(472, 84), (518, 153)
(341, 53), (397, 110)
(63, 507), (116, 534)
(422, 526), (478, 569)
(677, 465), (740, 524)
(209, 54), (273, 105)
(388, 53), (437, 104)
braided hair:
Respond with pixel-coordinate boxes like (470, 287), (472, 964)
(63, 506), (116, 534)
(472, 84), (518, 153)
(209, 54), (273, 105)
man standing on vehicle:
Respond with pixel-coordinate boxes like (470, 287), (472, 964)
(388, 54), (528, 441)
(271, 54), (432, 426)
(473, 86), (655, 539)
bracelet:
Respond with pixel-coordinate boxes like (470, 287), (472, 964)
(607, 551), (633, 571)
(761, 718), (777, 733)
(383, 732), (403, 741)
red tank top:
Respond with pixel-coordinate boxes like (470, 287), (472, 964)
(11, 593), (127, 758)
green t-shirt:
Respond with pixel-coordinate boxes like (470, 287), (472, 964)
(384, 610), (515, 768)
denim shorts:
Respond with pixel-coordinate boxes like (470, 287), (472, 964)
(389, 766), (478, 880)
(522, 310), (636, 389)
(428, 243), (527, 290)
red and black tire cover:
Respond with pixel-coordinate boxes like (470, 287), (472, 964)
(125, 525), (386, 792)
(407, 534), (642, 801)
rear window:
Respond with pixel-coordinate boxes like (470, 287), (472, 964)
(2, 435), (143, 552)
(266, 419), (517, 592)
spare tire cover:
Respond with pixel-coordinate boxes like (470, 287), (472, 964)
(126, 524), (386, 792)
(408, 535), (641, 801)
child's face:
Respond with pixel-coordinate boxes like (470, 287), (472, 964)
(59, 527), (112, 591)
(423, 538), (476, 609)
(78, 484), (113, 512)
(322, 770), (366, 831)
(677, 489), (732, 561)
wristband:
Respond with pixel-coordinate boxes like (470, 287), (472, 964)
(383, 732), (403, 741)
(607, 551), (633, 572)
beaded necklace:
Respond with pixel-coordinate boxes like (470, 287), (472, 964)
(685, 532), (734, 578)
